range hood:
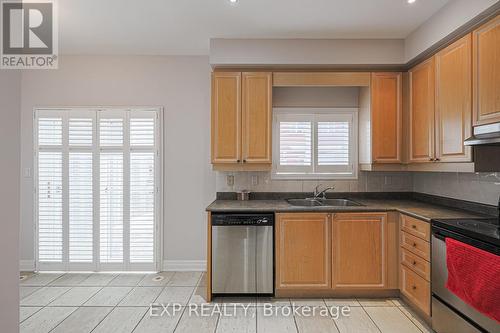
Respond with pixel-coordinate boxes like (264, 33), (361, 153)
(464, 123), (500, 146)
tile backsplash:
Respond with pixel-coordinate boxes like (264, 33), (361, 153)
(216, 171), (500, 206)
(215, 171), (414, 193)
(413, 172), (500, 206)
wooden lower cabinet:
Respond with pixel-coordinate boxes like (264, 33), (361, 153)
(332, 213), (388, 289)
(400, 265), (431, 316)
(276, 212), (393, 294)
(399, 214), (432, 318)
(401, 231), (431, 261)
(275, 213), (331, 289)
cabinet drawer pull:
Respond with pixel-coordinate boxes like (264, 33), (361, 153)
(412, 225), (417, 229)
(412, 260), (417, 265)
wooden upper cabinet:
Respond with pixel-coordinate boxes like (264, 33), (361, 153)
(435, 35), (472, 162)
(276, 213), (331, 289)
(211, 72), (241, 164)
(371, 72), (402, 163)
(242, 72), (272, 163)
(409, 58), (435, 163)
(211, 71), (272, 169)
(332, 213), (387, 289)
(472, 15), (500, 126)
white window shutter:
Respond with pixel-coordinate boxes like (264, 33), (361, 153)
(130, 118), (155, 146)
(69, 152), (93, 263)
(100, 153), (124, 263)
(273, 108), (358, 179)
(36, 108), (159, 271)
(279, 121), (312, 166)
(38, 152), (63, 262)
(130, 152), (155, 263)
(69, 118), (93, 146)
(100, 118), (123, 146)
(317, 122), (349, 166)
(38, 117), (62, 146)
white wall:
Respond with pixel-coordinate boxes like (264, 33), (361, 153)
(210, 39), (405, 66)
(404, 0), (498, 62)
(273, 87), (360, 108)
(0, 71), (21, 332)
(413, 172), (500, 206)
(20, 55), (215, 268)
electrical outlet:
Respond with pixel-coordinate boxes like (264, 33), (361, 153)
(384, 176), (392, 185)
(226, 175), (235, 187)
(251, 175), (258, 186)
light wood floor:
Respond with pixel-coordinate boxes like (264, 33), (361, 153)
(19, 272), (432, 333)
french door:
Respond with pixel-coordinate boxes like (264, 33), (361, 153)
(35, 107), (162, 271)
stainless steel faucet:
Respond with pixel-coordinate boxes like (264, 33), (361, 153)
(313, 184), (335, 199)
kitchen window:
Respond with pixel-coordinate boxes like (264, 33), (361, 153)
(34, 107), (162, 271)
(272, 108), (358, 179)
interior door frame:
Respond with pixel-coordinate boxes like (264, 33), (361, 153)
(33, 106), (164, 272)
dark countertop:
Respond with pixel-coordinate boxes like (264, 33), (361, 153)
(206, 198), (489, 222)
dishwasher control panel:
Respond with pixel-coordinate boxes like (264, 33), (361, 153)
(212, 213), (274, 226)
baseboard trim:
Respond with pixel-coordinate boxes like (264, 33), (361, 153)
(20, 260), (35, 272)
(162, 260), (206, 272)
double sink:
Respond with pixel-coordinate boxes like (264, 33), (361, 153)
(286, 198), (363, 207)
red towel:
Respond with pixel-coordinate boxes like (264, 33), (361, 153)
(445, 237), (500, 323)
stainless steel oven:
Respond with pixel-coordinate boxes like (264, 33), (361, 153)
(211, 213), (274, 295)
(432, 223), (500, 333)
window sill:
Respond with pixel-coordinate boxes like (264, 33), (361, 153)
(271, 172), (358, 180)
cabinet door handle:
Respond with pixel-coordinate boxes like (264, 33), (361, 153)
(237, 160), (241, 163)
(435, 158), (441, 161)
(412, 261), (417, 265)
(412, 285), (417, 290)
(412, 225), (417, 229)
(413, 242), (417, 247)
(243, 159), (247, 163)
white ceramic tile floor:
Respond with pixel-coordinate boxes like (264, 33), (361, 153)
(19, 286), (40, 300)
(48, 286), (102, 306)
(18, 272), (430, 333)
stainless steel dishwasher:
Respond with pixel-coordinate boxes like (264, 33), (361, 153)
(211, 213), (274, 295)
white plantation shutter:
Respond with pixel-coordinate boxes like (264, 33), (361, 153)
(130, 118), (155, 146)
(69, 152), (93, 262)
(130, 152), (155, 262)
(38, 118), (62, 145)
(100, 118), (123, 146)
(279, 122), (312, 166)
(35, 108), (160, 271)
(317, 122), (349, 166)
(100, 152), (124, 263)
(273, 108), (357, 179)
(69, 118), (93, 146)
(38, 152), (63, 262)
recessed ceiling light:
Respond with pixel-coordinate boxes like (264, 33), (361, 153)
(228, 0), (238, 4)
(407, 0), (416, 3)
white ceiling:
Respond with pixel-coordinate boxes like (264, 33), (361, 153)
(59, 0), (451, 55)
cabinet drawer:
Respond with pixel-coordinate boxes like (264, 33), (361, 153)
(401, 215), (430, 241)
(400, 265), (430, 316)
(401, 231), (430, 261)
(401, 248), (430, 281)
